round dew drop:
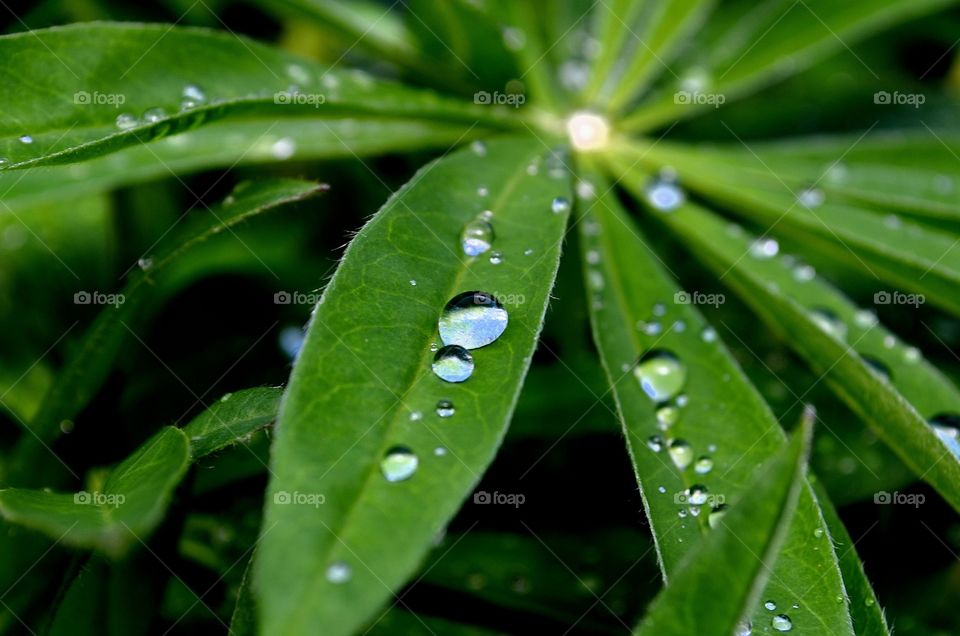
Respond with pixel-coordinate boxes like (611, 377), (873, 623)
(489, 251), (503, 265)
(764, 600), (777, 611)
(432, 345), (474, 383)
(644, 175), (685, 212)
(142, 107), (167, 123)
(708, 504), (728, 529)
(381, 446), (418, 482)
(551, 197), (571, 214)
(436, 399), (455, 418)
(633, 351), (686, 402)
(461, 217), (494, 257)
(439, 291), (508, 349)
(694, 456), (713, 474)
(668, 440), (693, 470)
(116, 113), (138, 130)
(772, 614), (793, 632)
(325, 561), (352, 584)
(685, 484), (709, 505)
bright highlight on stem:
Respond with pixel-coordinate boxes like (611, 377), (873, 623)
(566, 111), (610, 151)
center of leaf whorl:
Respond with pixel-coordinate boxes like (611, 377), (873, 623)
(566, 111), (610, 152)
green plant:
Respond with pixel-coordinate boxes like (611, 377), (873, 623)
(1, 0), (959, 634)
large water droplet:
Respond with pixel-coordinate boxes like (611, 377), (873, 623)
(439, 291), (508, 349)
(461, 216), (494, 256)
(644, 175), (685, 212)
(772, 614), (793, 632)
(381, 446), (418, 482)
(181, 83), (207, 108)
(116, 113), (138, 130)
(668, 440), (693, 470)
(326, 561), (352, 583)
(633, 351), (686, 402)
(432, 345), (474, 383)
(436, 399), (455, 418)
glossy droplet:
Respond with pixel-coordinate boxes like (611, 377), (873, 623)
(18, 135), (33, 144)
(813, 528), (825, 538)
(735, 620), (752, 636)
(798, 187), (825, 208)
(471, 140), (487, 156)
(439, 291), (508, 349)
(772, 614), (793, 632)
(409, 411), (422, 421)
(116, 113), (138, 129)
(182, 84), (206, 104)
(764, 601), (777, 611)
(551, 197), (571, 214)
(432, 345), (474, 383)
(434, 446), (447, 456)
(137, 257), (154, 270)
(271, 137), (295, 160)
(409, 279), (417, 286)
(701, 326), (717, 343)
(489, 251), (503, 265)
(694, 456), (714, 474)
(142, 107), (167, 123)
(668, 439), (693, 470)
(793, 264), (816, 282)
(326, 561), (352, 583)
(461, 216), (494, 256)
(861, 355), (892, 381)
(931, 414), (960, 457)
(647, 435), (664, 452)
(749, 238), (779, 259)
(853, 309), (878, 329)
(381, 446), (418, 482)
(633, 351), (686, 402)
(644, 175), (685, 212)
(436, 400), (455, 418)
(810, 308), (848, 341)
(656, 405), (678, 427)
(708, 504), (728, 529)
(903, 346), (921, 363)
(686, 484), (709, 505)
(688, 506), (701, 517)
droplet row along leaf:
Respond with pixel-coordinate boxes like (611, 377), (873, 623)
(575, 171), (857, 634)
(255, 137), (573, 636)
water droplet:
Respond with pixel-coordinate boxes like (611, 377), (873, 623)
(471, 140), (487, 156)
(502, 26), (526, 50)
(489, 251), (503, 265)
(526, 161), (539, 176)
(764, 601), (777, 611)
(432, 345), (474, 383)
(676, 394), (689, 407)
(576, 180), (597, 199)
(813, 528), (825, 538)
(181, 84), (206, 108)
(678, 508), (688, 518)
(439, 291), (508, 349)
(429, 343), (439, 352)
(651, 303), (667, 317)
(409, 279), (417, 286)
(708, 504), (728, 529)
(326, 561), (352, 583)
(689, 506), (701, 517)
(477, 186), (488, 196)
(668, 440), (693, 470)
(686, 484), (709, 505)
(115, 113), (138, 129)
(798, 187), (825, 208)
(694, 456), (714, 474)
(461, 216), (494, 257)
(633, 351), (686, 402)
(436, 400), (455, 418)
(524, 248), (533, 256)
(672, 320), (686, 333)
(587, 270), (605, 291)
(434, 446), (447, 456)
(18, 135), (33, 144)
(931, 414), (960, 456)
(656, 405), (679, 428)
(861, 355), (891, 381)
(810, 308), (847, 340)
(793, 264), (816, 282)
(586, 249), (601, 265)
(772, 614), (792, 632)
(657, 485), (667, 494)
(381, 446), (418, 482)
(142, 107), (167, 123)
(551, 197), (571, 214)
(735, 619), (752, 636)
(137, 257), (154, 270)
(701, 326), (717, 342)
(903, 346), (921, 363)
(410, 411), (422, 421)
(271, 137), (296, 160)
(647, 435), (664, 452)
(853, 309), (878, 329)
(644, 175), (685, 212)
(749, 238), (780, 259)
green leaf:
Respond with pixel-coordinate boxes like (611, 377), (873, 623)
(624, 188), (960, 514)
(577, 171), (854, 633)
(183, 387), (281, 457)
(0, 427), (190, 557)
(622, 0), (959, 131)
(8, 180), (324, 484)
(0, 23), (516, 170)
(255, 137), (572, 636)
(635, 416), (812, 636)
(622, 141), (960, 315)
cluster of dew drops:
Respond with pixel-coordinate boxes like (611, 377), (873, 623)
(325, 142), (571, 586)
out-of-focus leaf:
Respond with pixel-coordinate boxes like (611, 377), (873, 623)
(183, 387), (281, 457)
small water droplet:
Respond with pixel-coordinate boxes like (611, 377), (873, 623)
(381, 446), (419, 482)
(678, 508), (688, 518)
(429, 343), (439, 352)
(461, 216), (494, 257)
(764, 601), (777, 611)
(810, 308), (848, 340)
(644, 174), (685, 212)
(410, 411), (423, 421)
(436, 399), (455, 418)
(439, 291), (508, 349)
(271, 137), (296, 160)
(668, 440), (693, 470)
(694, 456), (713, 474)
(647, 435), (664, 452)
(749, 238), (780, 259)
(853, 309), (878, 329)
(633, 351), (686, 402)
(688, 505), (701, 517)
(434, 446), (447, 456)
(708, 504), (728, 529)
(523, 248), (533, 256)
(278, 325), (305, 360)
(586, 249), (601, 265)
(798, 187), (825, 208)
(685, 484), (709, 505)
(471, 140), (487, 156)
(657, 485), (667, 494)
(432, 345), (474, 383)
(115, 113), (138, 129)
(883, 334), (896, 349)
(502, 26), (526, 50)
(526, 162), (539, 176)
(409, 279), (417, 286)
(489, 251), (503, 265)
(137, 256), (154, 270)
(576, 180), (596, 199)
(735, 619), (752, 636)
(142, 107), (167, 123)
(676, 394), (688, 407)
(477, 186), (488, 196)
(903, 346), (920, 363)
(772, 614), (792, 632)
(18, 135), (33, 144)
(864, 598), (875, 607)
(701, 326), (717, 342)
(656, 405), (679, 428)
(793, 264), (816, 282)
(181, 84), (206, 108)
(551, 197), (571, 214)
(326, 561), (352, 583)
(813, 528), (825, 538)
(931, 414), (960, 456)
